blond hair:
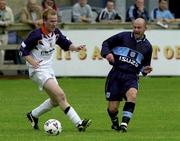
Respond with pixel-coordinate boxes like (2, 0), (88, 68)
(42, 8), (57, 21)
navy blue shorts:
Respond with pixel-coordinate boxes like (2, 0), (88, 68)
(105, 68), (138, 101)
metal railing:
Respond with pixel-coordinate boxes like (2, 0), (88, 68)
(0, 44), (27, 70)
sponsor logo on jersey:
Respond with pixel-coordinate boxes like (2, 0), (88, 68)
(41, 48), (55, 56)
(119, 56), (139, 67)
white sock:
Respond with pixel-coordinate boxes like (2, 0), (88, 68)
(31, 98), (53, 118)
(66, 107), (82, 127)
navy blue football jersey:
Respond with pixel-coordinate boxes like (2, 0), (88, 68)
(101, 32), (152, 74)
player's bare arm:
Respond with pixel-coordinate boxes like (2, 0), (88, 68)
(69, 44), (86, 52)
(25, 55), (42, 69)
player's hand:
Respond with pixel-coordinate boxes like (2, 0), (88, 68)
(25, 55), (42, 69)
(70, 44), (86, 52)
(106, 53), (114, 63)
(143, 66), (152, 74)
(76, 45), (86, 52)
(69, 44), (86, 52)
(32, 60), (42, 69)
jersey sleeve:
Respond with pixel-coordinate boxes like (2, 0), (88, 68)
(55, 29), (72, 51)
(141, 44), (152, 75)
(101, 32), (123, 58)
(142, 44), (152, 66)
(19, 31), (39, 56)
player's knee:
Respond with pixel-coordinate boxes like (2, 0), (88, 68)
(108, 106), (118, 113)
(126, 88), (137, 102)
(127, 94), (136, 102)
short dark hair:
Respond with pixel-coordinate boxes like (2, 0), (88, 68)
(42, 8), (57, 20)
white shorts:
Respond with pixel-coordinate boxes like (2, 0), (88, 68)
(31, 71), (58, 91)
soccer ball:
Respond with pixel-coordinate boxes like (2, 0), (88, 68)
(44, 119), (62, 136)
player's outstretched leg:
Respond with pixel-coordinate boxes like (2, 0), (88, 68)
(64, 106), (91, 132)
(26, 112), (39, 130)
(77, 119), (92, 132)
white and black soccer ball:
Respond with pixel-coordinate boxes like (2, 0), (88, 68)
(44, 119), (62, 136)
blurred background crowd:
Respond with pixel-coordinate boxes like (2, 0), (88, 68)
(1, 0), (179, 26)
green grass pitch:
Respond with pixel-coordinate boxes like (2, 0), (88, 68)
(0, 77), (180, 141)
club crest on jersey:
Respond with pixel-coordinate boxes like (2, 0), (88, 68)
(130, 51), (136, 58)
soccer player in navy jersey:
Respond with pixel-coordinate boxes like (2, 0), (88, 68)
(101, 18), (152, 132)
(19, 8), (91, 131)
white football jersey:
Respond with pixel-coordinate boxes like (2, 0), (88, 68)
(19, 27), (72, 76)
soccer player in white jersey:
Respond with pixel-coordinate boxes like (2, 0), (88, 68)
(19, 8), (91, 131)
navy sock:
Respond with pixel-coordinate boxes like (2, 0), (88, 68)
(122, 102), (135, 124)
(107, 109), (119, 126)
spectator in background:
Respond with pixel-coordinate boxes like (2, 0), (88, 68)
(96, 0), (121, 23)
(151, 0), (174, 23)
(0, 0), (14, 75)
(41, 0), (61, 22)
(20, 0), (42, 29)
(126, 0), (149, 22)
(72, 0), (93, 23)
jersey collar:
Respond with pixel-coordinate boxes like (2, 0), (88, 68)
(41, 24), (53, 38)
(131, 32), (146, 42)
